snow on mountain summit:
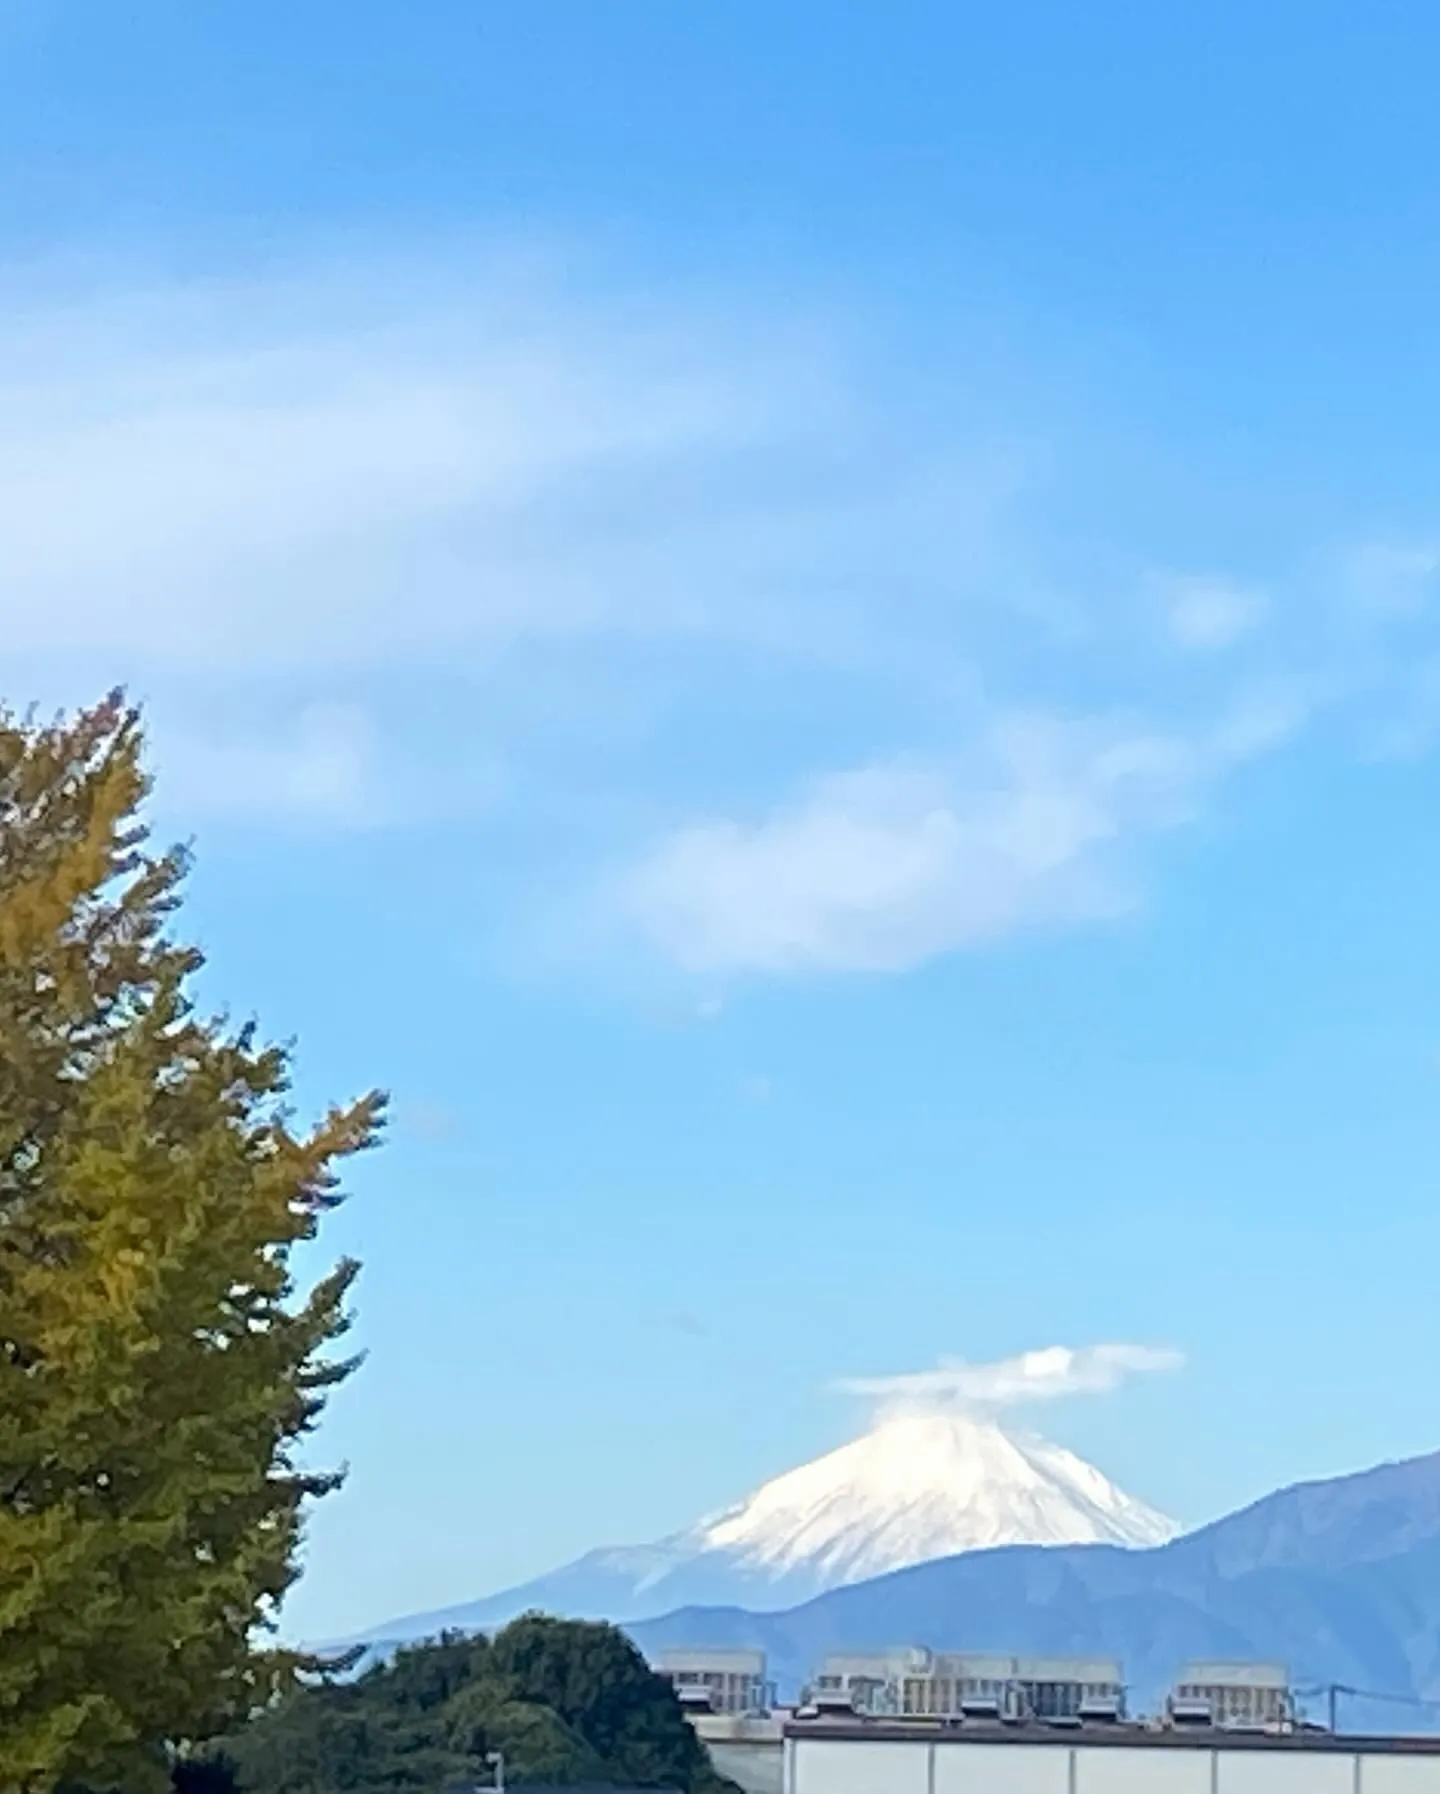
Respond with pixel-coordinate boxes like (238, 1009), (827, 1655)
(694, 1409), (1176, 1582)
(339, 1405), (1176, 1650)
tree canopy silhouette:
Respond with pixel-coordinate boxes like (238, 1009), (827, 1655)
(216, 1618), (736, 1794)
(0, 695), (382, 1794)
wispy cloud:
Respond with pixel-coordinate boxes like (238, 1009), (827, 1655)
(0, 252), (838, 672)
(1343, 540), (1440, 618)
(145, 698), (505, 829)
(0, 250), (1025, 840)
(1161, 576), (1267, 651)
(2, 244), (1431, 957)
(840, 1343), (1185, 1417)
(152, 703), (380, 825)
(616, 698), (1301, 975)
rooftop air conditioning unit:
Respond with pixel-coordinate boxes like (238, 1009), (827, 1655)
(1169, 1698), (1214, 1728)
(959, 1697), (1003, 1722)
(1078, 1697), (1123, 1724)
(809, 1691), (857, 1716)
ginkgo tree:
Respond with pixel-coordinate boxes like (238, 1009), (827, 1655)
(0, 695), (383, 1794)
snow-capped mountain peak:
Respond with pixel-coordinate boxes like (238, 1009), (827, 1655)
(694, 1409), (1175, 1584)
(339, 1407), (1176, 1650)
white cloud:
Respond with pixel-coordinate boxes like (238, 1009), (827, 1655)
(617, 700), (1296, 975)
(839, 1343), (1184, 1416)
(150, 704), (380, 824)
(0, 251), (1092, 855)
(0, 247), (1416, 908)
(1343, 541), (1440, 617)
(1162, 577), (1266, 651)
(0, 254), (832, 671)
(145, 699), (507, 829)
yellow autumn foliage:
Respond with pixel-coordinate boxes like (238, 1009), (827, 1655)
(0, 696), (382, 1793)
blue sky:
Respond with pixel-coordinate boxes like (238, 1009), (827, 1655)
(6, 1), (1440, 1641)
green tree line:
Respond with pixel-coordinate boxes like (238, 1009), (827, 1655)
(205, 1617), (738, 1794)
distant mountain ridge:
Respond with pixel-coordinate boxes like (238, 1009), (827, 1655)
(340, 1410), (1174, 1651)
(627, 1448), (1440, 1730)
(338, 1421), (1440, 1733)
(1176, 1447), (1440, 1575)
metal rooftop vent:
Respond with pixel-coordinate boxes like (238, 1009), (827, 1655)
(809, 1690), (857, 1715)
(1169, 1697), (1215, 1728)
(959, 1696), (1003, 1721)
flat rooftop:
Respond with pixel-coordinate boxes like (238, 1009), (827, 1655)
(784, 1719), (1440, 1756)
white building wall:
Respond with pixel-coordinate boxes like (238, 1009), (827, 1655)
(788, 1735), (1440, 1794)
(1363, 1762), (1440, 1792)
(790, 1739), (930, 1794)
(1073, 1748), (1211, 1794)
(932, 1742), (1069, 1793)
(1218, 1751), (1354, 1794)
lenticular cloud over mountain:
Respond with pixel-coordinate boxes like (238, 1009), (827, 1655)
(840, 1342), (1186, 1416)
(341, 1342), (1182, 1652)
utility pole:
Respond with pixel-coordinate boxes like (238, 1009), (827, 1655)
(1328, 1685), (1339, 1734)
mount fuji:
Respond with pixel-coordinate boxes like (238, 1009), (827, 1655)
(341, 1409), (1176, 1651)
